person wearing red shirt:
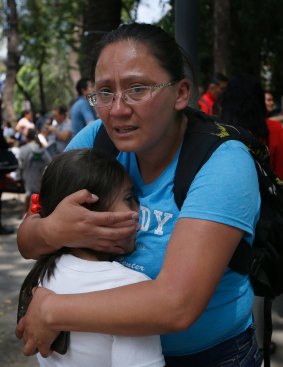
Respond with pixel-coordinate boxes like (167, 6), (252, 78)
(265, 91), (283, 123)
(266, 118), (283, 179)
(219, 74), (283, 180)
(198, 73), (228, 115)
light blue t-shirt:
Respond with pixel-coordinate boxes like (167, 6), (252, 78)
(66, 120), (260, 355)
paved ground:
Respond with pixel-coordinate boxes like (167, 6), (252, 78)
(0, 193), (282, 366)
(0, 193), (38, 367)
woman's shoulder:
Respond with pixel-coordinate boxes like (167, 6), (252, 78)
(189, 139), (259, 202)
(66, 119), (103, 150)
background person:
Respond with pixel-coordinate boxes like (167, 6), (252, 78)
(42, 106), (72, 155)
(198, 72), (228, 115)
(19, 148), (164, 367)
(70, 78), (97, 137)
(0, 127), (16, 234)
(220, 74), (283, 180)
(15, 110), (35, 143)
(219, 74), (283, 355)
(18, 128), (52, 214)
(265, 91), (283, 123)
(16, 23), (262, 366)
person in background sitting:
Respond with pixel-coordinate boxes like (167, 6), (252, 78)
(15, 110), (35, 144)
(43, 106), (72, 155)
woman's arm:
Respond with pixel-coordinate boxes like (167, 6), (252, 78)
(16, 217), (243, 357)
(17, 189), (139, 259)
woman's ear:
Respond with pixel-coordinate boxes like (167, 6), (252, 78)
(174, 79), (191, 111)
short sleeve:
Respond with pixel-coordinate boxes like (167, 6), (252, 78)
(179, 140), (261, 238)
(65, 119), (102, 151)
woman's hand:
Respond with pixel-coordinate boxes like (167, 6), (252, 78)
(18, 189), (139, 259)
(16, 288), (59, 357)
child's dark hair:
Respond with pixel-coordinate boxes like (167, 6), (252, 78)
(39, 148), (129, 216)
(90, 22), (194, 86)
(20, 148), (130, 297)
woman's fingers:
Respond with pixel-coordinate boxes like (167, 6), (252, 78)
(63, 189), (99, 205)
(22, 339), (39, 356)
(15, 317), (24, 339)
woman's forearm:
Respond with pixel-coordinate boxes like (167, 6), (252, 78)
(17, 215), (58, 259)
(45, 279), (198, 336)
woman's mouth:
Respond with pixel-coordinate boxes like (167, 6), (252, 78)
(114, 126), (137, 134)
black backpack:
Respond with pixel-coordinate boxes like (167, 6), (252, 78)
(0, 149), (19, 177)
(94, 107), (283, 367)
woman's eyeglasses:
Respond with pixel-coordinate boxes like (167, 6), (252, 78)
(87, 81), (176, 108)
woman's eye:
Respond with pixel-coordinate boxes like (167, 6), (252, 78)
(131, 86), (147, 94)
(98, 88), (112, 94)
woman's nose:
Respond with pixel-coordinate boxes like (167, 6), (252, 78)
(110, 93), (131, 115)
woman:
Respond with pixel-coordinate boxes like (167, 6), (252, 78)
(16, 23), (262, 366)
(220, 74), (283, 180)
(265, 91), (283, 122)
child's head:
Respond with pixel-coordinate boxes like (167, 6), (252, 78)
(39, 148), (137, 214)
(38, 148), (138, 253)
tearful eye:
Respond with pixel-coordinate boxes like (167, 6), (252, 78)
(130, 86), (147, 94)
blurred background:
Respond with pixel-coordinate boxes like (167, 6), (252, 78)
(0, 0), (283, 124)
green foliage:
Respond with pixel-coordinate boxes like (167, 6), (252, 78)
(2, 0), (283, 115)
(161, 0), (283, 97)
(12, 0), (83, 113)
(157, 0), (174, 36)
(121, 0), (140, 22)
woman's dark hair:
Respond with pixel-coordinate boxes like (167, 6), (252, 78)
(90, 22), (194, 85)
(20, 149), (130, 296)
(219, 73), (269, 141)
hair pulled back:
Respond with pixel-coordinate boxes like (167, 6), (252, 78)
(90, 22), (192, 84)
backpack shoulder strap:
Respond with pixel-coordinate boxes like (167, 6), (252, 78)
(174, 107), (239, 209)
(93, 124), (119, 157)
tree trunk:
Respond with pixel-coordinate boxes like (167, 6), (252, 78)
(2, 0), (20, 125)
(16, 80), (35, 113)
(80, 0), (122, 77)
(69, 21), (83, 95)
(213, 0), (230, 76)
(38, 62), (46, 114)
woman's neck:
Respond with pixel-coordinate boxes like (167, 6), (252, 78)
(137, 114), (188, 184)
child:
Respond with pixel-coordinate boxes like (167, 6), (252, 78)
(18, 148), (164, 367)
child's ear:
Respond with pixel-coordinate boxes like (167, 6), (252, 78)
(175, 79), (191, 111)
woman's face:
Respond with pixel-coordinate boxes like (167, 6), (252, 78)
(265, 92), (274, 113)
(94, 40), (189, 156)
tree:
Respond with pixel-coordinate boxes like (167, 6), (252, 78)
(2, 0), (19, 124)
(18, 0), (82, 114)
(80, 0), (122, 77)
(213, 0), (230, 76)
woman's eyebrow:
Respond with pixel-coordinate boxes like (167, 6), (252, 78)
(95, 75), (152, 85)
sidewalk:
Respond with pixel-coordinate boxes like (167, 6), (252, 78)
(0, 193), (38, 367)
(0, 193), (282, 366)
